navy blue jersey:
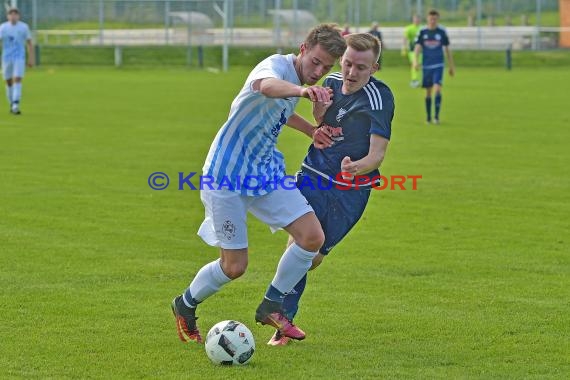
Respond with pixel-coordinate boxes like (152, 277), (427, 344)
(302, 72), (394, 187)
(415, 26), (450, 69)
(368, 29), (382, 42)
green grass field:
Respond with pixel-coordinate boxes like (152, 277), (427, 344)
(0, 65), (569, 379)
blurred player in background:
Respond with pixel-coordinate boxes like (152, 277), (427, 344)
(402, 14), (422, 88)
(0, 7), (33, 115)
(368, 22), (383, 45)
(170, 24), (347, 344)
(267, 33), (395, 346)
(413, 9), (455, 124)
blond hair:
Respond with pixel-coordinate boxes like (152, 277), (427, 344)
(345, 33), (382, 63)
(304, 23), (347, 59)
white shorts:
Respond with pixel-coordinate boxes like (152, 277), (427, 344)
(2, 60), (26, 80)
(197, 186), (314, 249)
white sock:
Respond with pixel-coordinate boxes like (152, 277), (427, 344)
(6, 85), (12, 104)
(271, 243), (317, 294)
(183, 259), (231, 307)
(12, 82), (22, 104)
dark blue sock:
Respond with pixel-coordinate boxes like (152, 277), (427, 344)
(435, 93), (442, 120)
(282, 274), (307, 321)
(425, 97), (432, 121)
(264, 284), (286, 303)
(182, 289), (199, 308)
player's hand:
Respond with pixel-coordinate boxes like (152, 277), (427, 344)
(340, 156), (358, 181)
(413, 62), (419, 71)
(312, 99), (332, 124)
(312, 125), (334, 149)
(401, 48), (407, 57)
(27, 60), (34, 68)
(449, 66), (455, 77)
(302, 86), (333, 103)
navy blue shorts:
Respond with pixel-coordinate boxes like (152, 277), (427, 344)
(422, 66), (444, 88)
(296, 171), (371, 255)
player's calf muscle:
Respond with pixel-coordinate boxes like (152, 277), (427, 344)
(310, 254), (325, 270)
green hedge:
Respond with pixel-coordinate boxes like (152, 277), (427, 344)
(37, 45), (570, 69)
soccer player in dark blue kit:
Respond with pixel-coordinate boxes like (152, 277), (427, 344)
(413, 9), (455, 124)
(265, 33), (395, 346)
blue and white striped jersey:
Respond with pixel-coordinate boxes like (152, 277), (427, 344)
(203, 54), (301, 196)
(0, 21), (31, 61)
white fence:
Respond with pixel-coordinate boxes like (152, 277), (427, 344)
(37, 26), (564, 51)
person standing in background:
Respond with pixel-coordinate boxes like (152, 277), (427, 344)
(368, 22), (383, 45)
(402, 14), (422, 88)
(0, 7), (33, 115)
(413, 9), (455, 124)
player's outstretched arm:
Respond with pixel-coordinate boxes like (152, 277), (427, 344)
(286, 113), (316, 138)
(286, 115), (334, 148)
(340, 135), (389, 179)
(253, 78), (332, 102)
(445, 46), (455, 76)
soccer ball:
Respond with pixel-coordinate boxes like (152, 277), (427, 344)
(204, 320), (255, 365)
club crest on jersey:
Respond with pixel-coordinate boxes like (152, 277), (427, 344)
(336, 107), (348, 122)
(222, 220), (236, 240)
(271, 108), (287, 137)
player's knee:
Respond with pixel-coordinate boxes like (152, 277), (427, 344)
(221, 261), (247, 279)
(220, 254), (248, 279)
(298, 227), (325, 252)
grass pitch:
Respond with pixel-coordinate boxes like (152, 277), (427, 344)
(0, 65), (568, 379)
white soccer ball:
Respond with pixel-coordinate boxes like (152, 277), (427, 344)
(204, 320), (255, 365)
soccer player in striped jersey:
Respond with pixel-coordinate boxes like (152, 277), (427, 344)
(171, 24), (347, 344)
(413, 9), (455, 124)
(0, 8), (33, 115)
(267, 33), (395, 345)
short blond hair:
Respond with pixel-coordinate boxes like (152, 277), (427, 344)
(304, 23), (347, 59)
(345, 33), (381, 63)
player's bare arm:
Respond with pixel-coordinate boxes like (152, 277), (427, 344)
(340, 134), (389, 178)
(253, 77), (332, 102)
(445, 46), (455, 76)
(312, 98), (333, 125)
(287, 113), (333, 148)
(311, 101), (335, 148)
(286, 113), (317, 138)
